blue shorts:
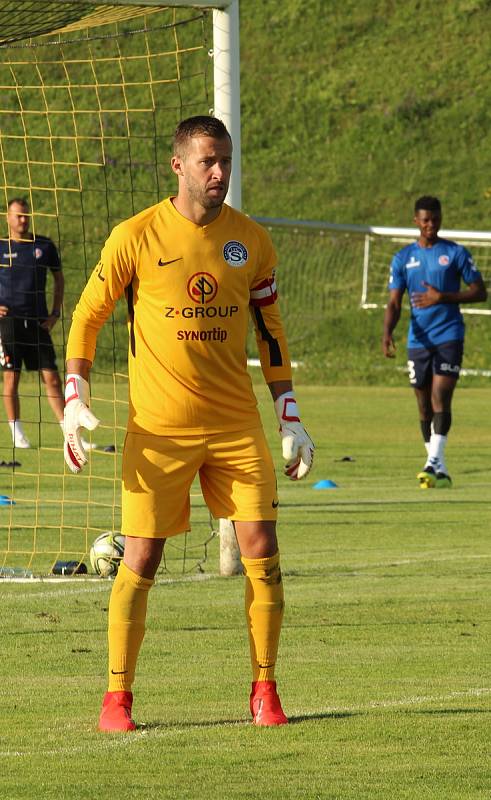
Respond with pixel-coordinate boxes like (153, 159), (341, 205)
(407, 340), (464, 388)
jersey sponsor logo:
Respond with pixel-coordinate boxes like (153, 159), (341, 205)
(177, 327), (228, 342)
(34, 248), (43, 259)
(438, 255), (450, 266)
(158, 257), (182, 267)
(223, 240), (248, 267)
(164, 305), (239, 319)
(165, 272), (238, 334)
(406, 257), (420, 269)
(187, 272), (218, 304)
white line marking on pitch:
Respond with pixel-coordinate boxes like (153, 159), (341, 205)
(1, 688), (489, 758)
(0, 572), (216, 600)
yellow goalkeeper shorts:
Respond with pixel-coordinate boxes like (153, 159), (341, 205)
(121, 427), (278, 538)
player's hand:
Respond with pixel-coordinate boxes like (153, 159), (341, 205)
(0, 305), (9, 317)
(382, 333), (396, 358)
(411, 282), (442, 308)
(40, 315), (57, 331)
(274, 391), (314, 480)
(64, 373), (100, 473)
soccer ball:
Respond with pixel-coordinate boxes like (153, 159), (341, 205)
(90, 532), (125, 577)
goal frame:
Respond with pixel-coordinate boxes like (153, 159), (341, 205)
(0, 0), (244, 577)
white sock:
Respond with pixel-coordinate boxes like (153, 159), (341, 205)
(424, 441), (431, 456)
(425, 433), (447, 474)
(9, 420), (26, 441)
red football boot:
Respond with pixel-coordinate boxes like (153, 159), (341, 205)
(250, 681), (288, 726)
(98, 691), (136, 732)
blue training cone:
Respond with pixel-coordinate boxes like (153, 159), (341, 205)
(313, 479), (338, 489)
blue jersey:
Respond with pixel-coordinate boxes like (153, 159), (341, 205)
(0, 234), (61, 318)
(388, 238), (482, 348)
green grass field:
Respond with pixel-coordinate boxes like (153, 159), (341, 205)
(1, 385), (490, 799)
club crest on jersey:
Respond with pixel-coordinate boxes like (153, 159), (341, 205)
(223, 240), (248, 267)
(35, 248), (43, 259)
(438, 255), (449, 266)
(187, 272), (218, 304)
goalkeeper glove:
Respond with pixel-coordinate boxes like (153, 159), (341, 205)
(64, 374), (100, 474)
(274, 391), (314, 480)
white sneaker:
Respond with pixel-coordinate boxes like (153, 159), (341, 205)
(81, 438), (97, 451)
(13, 433), (31, 449)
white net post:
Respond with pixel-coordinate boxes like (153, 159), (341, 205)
(212, 0), (241, 210)
(219, 518), (242, 576)
(213, 1), (242, 573)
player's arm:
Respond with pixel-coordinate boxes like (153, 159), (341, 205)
(250, 280), (314, 481)
(382, 288), (404, 358)
(42, 268), (64, 330)
(64, 227), (135, 474)
(411, 277), (487, 308)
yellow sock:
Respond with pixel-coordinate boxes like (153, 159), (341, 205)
(107, 562), (154, 692)
(241, 551), (284, 683)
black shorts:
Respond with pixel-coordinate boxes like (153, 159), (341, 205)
(407, 340), (464, 388)
(0, 317), (58, 372)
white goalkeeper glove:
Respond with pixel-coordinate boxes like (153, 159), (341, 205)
(64, 373), (100, 474)
(274, 391), (314, 481)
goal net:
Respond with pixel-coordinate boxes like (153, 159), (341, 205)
(0, 1), (223, 578)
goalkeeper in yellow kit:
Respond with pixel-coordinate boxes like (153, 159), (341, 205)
(64, 116), (314, 730)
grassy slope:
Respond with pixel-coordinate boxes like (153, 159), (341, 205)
(240, 0), (491, 228)
(238, 0), (491, 384)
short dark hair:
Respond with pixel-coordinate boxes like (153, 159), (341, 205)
(414, 195), (441, 214)
(173, 115), (231, 156)
(8, 197), (29, 210)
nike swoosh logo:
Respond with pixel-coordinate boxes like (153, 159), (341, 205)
(272, 500), (279, 509)
(110, 669), (128, 675)
(158, 257), (182, 267)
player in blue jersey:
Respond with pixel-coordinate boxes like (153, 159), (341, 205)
(0, 198), (96, 451)
(382, 196), (487, 488)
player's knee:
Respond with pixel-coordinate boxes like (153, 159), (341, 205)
(42, 370), (62, 390)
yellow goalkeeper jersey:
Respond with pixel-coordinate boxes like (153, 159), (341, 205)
(67, 198), (292, 435)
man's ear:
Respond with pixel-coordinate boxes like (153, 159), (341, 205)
(171, 155), (183, 176)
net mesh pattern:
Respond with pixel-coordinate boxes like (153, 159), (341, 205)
(0, 3), (217, 576)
